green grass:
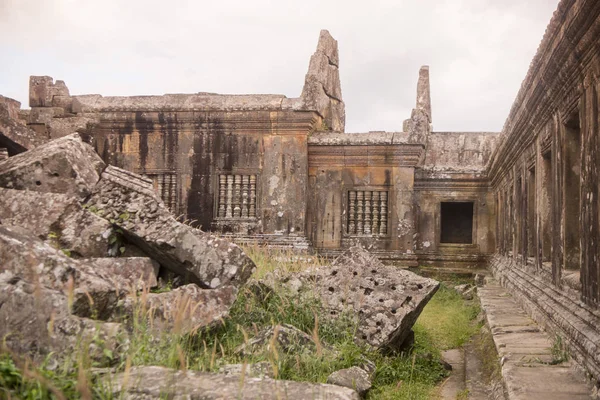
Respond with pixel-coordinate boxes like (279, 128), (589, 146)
(0, 251), (481, 400)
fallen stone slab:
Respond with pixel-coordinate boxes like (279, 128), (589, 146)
(104, 366), (360, 400)
(119, 284), (237, 334)
(327, 366), (372, 398)
(0, 133), (105, 199)
(297, 246), (439, 351)
(86, 166), (256, 289)
(88, 257), (159, 292)
(0, 187), (114, 257)
(0, 226), (119, 319)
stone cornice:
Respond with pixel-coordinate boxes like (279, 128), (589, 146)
(488, 0), (600, 186)
(308, 143), (424, 167)
(93, 110), (320, 136)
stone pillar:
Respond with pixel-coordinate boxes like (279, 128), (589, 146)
(392, 167), (418, 267)
(416, 66), (432, 123)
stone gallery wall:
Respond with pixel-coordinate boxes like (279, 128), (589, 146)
(488, 0), (600, 382)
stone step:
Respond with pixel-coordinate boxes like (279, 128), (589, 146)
(478, 279), (593, 400)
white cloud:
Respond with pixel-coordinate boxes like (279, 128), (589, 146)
(0, 0), (557, 132)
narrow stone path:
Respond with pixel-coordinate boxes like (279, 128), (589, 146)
(478, 279), (592, 400)
(439, 349), (465, 399)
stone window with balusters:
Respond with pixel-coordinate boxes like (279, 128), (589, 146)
(347, 190), (388, 236)
(216, 174), (257, 219)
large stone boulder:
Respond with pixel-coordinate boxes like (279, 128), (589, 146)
(86, 166), (256, 289)
(0, 226), (127, 363)
(104, 366), (360, 400)
(298, 246), (439, 352)
(0, 133), (105, 199)
(119, 284), (237, 334)
(0, 187), (113, 257)
(0, 226), (119, 319)
(327, 367), (372, 398)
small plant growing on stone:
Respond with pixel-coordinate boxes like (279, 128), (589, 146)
(550, 334), (569, 365)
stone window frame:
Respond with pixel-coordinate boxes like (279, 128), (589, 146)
(213, 170), (260, 221)
(342, 186), (391, 238)
(437, 197), (478, 249)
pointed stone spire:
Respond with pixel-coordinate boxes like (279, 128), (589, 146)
(416, 66), (431, 123)
(403, 66), (432, 146)
(300, 30), (346, 132)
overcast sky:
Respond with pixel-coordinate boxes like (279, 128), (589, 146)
(0, 0), (558, 133)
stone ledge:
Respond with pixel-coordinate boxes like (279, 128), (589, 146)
(484, 257), (597, 399)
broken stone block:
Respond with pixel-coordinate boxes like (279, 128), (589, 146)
(218, 362), (274, 378)
(119, 284), (237, 334)
(104, 366), (360, 400)
(327, 366), (372, 398)
(298, 246), (439, 352)
(0, 148), (8, 160)
(0, 226), (119, 319)
(29, 76), (70, 108)
(0, 133), (105, 199)
(28, 107), (56, 124)
(87, 257), (159, 292)
(86, 165), (256, 289)
(0, 278), (126, 365)
(0, 188), (113, 258)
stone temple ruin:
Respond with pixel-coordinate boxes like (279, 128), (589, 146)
(1, 0), (600, 397)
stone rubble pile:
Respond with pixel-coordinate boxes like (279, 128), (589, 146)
(0, 133), (256, 364)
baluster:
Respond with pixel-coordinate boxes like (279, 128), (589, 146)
(249, 175), (257, 218)
(372, 191), (380, 234)
(356, 191), (364, 234)
(364, 191), (372, 234)
(233, 175), (242, 217)
(218, 175), (227, 217)
(348, 191), (356, 234)
(241, 175), (249, 218)
(380, 192), (388, 235)
(226, 175), (234, 218)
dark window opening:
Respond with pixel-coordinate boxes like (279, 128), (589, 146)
(440, 202), (474, 244)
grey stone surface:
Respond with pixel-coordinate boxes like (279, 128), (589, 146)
(119, 284), (238, 334)
(0, 133), (105, 199)
(86, 165), (255, 289)
(0, 226), (126, 363)
(88, 257), (159, 291)
(300, 30), (345, 132)
(327, 366), (372, 397)
(104, 366), (360, 399)
(218, 362), (274, 378)
(0, 226), (119, 319)
(235, 324), (323, 356)
(0, 187), (113, 258)
(297, 246), (439, 351)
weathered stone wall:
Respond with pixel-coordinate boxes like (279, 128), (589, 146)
(307, 132), (424, 265)
(487, 0), (600, 383)
(90, 109), (315, 235)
